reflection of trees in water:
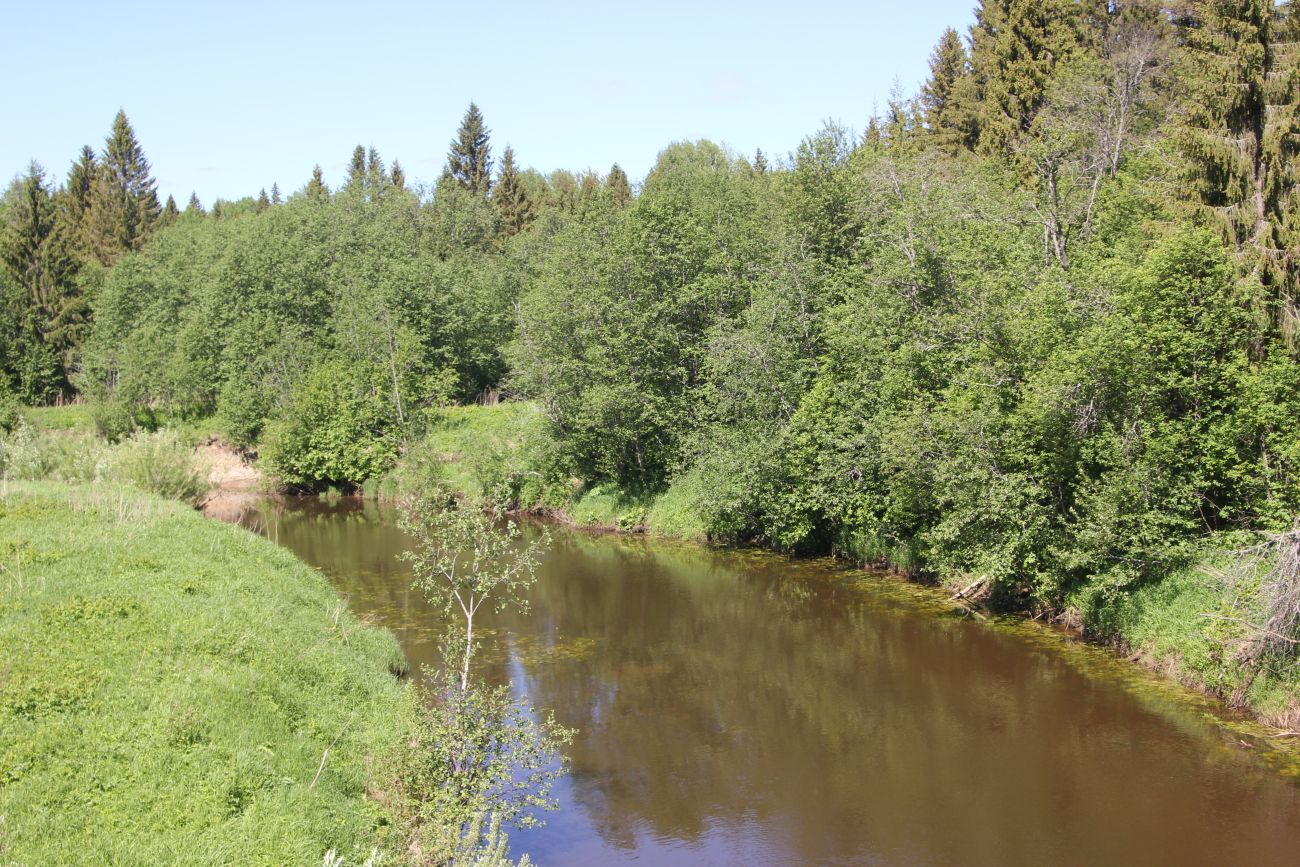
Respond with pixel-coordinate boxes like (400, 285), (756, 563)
(231, 498), (448, 674)
(220, 500), (1300, 865)
(490, 533), (1300, 865)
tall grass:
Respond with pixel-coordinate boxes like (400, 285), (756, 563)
(110, 428), (207, 504)
(0, 423), (207, 505)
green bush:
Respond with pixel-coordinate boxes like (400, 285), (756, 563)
(262, 359), (399, 490)
(12, 333), (62, 404)
(90, 397), (138, 442)
(216, 375), (273, 447)
(0, 383), (20, 433)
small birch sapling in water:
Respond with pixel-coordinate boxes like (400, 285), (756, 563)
(399, 490), (548, 691)
(395, 491), (571, 855)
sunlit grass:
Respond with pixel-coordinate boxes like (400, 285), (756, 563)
(20, 403), (95, 433)
(391, 403), (713, 540)
(0, 481), (411, 864)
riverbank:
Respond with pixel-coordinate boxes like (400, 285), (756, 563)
(379, 403), (710, 539)
(221, 492), (1300, 863)
(0, 480), (411, 863)
(388, 404), (1300, 731)
(11, 403), (1295, 741)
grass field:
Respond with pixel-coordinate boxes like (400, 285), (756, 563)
(0, 481), (412, 864)
(20, 403), (95, 433)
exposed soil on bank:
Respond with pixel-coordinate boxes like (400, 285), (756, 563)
(196, 436), (265, 520)
(198, 436), (262, 491)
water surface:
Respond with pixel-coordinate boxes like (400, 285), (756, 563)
(219, 496), (1300, 866)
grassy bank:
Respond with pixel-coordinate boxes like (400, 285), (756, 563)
(1086, 555), (1300, 729)
(394, 404), (1300, 729)
(0, 480), (411, 863)
(387, 403), (710, 540)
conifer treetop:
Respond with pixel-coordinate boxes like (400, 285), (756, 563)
(446, 101), (493, 197)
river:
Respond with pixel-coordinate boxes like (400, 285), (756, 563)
(214, 495), (1300, 866)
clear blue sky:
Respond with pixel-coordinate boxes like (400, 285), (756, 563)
(3, 1), (977, 205)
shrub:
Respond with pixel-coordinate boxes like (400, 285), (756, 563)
(0, 422), (107, 483)
(262, 360), (399, 490)
(90, 397), (138, 442)
(0, 385), (20, 434)
(108, 429), (207, 505)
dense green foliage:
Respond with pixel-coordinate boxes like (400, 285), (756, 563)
(10, 1), (1300, 675)
(82, 156), (524, 483)
(0, 164), (83, 402)
(498, 1), (1300, 637)
(0, 481), (410, 863)
(65, 107), (639, 489)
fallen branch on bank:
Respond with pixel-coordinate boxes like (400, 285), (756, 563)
(308, 727), (346, 790)
(948, 575), (991, 620)
(309, 749), (330, 790)
(950, 574), (991, 601)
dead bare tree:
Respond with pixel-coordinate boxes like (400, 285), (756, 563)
(1214, 521), (1300, 665)
(1021, 12), (1171, 266)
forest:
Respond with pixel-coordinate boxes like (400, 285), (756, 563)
(4, 0), (1300, 657)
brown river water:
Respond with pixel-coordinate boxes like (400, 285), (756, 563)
(214, 496), (1300, 866)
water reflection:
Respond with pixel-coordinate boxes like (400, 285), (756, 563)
(216, 496), (1300, 866)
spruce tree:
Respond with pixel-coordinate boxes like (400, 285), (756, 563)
(446, 102), (492, 197)
(882, 81), (923, 154)
(185, 191), (204, 215)
(921, 28), (966, 124)
(968, 0), (1095, 156)
(753, 148), (768, 174)
(307, 165), (329, 200)
(256, 188), (270, 212)
(270, 182), (282, 205)
(391, 160), (406, 190)
(493, 146), (534, 237)
(862, 116), (883, 151)
(921, 27), (976, 151)
(606, 163), (633, 206)
(0, 162), (80, 356)
(1176, 0), (1300, 342)
(366, 146), (388, 187)
(347, 145), (366, 188)
(161, 194), (179, 226)
(62, 145), (97, 252)
(85, 110), (161, 264)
